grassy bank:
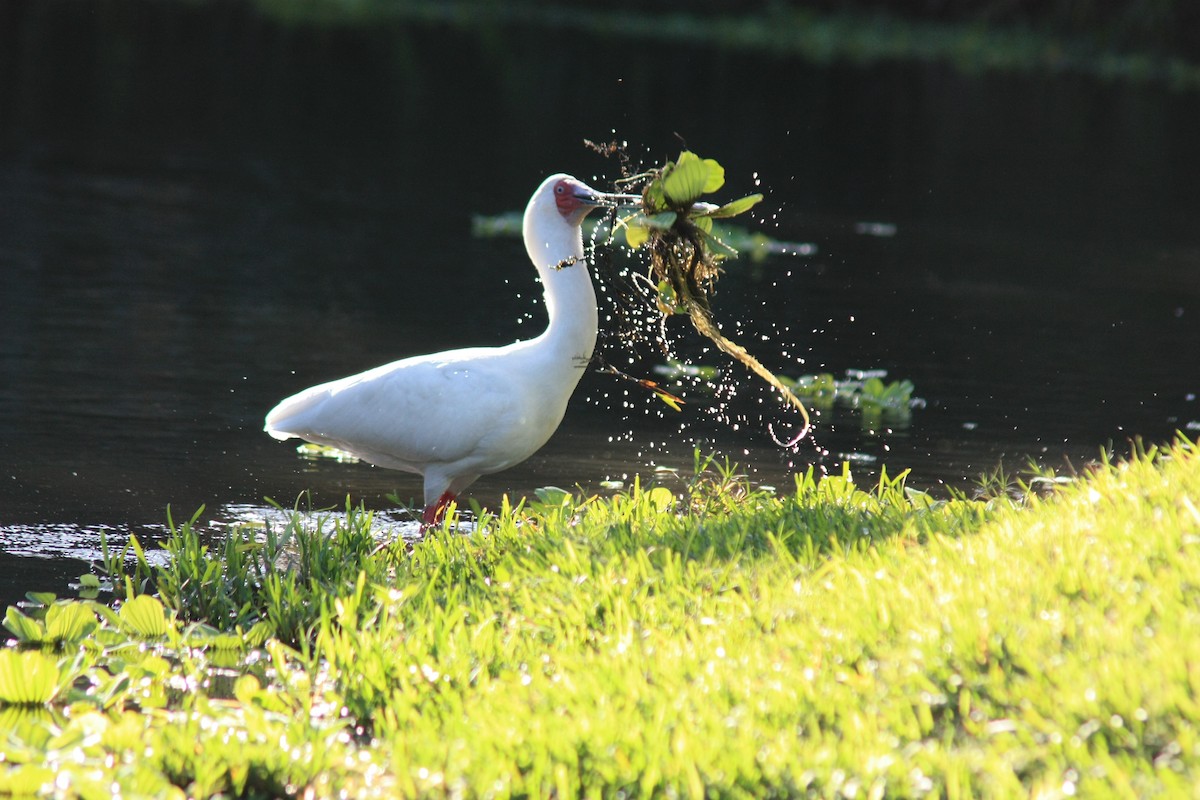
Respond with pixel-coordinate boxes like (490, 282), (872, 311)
(2, 441), (1199, 797)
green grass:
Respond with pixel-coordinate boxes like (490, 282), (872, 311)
(2, 440), (1199, 797)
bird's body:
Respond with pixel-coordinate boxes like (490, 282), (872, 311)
(265, 173), (608, 526)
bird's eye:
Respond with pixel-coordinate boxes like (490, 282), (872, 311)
(555, 184), (565, 194)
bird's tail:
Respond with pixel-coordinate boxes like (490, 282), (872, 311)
(264, 384), (331, 440)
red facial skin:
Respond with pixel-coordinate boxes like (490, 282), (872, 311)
(554, 179), (586, 220)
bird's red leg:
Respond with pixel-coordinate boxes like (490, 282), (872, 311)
(421, 491), (457, 531)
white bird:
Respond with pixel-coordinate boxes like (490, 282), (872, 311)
(264, 173), (619, 527)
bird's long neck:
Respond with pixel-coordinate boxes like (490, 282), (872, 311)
(524, 218), (598, 376)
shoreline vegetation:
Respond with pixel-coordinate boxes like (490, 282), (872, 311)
(252, 0), (1200, 90)
(2, 437), (1198, 796)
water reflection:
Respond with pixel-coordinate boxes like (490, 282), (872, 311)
(217, 503), (428, 546)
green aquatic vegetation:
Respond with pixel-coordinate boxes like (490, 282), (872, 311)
(3, 438), (1200, 796)
(610, 151), (813, 440)
(0, 594), (367, 796)
(118, 595), (170, 638)
(788, 369), (920, 429)
(475, 151), (820, 426)
(650, 364), (920, 430)
(4, 601), (98, 648)
(0, 650), (68, 706)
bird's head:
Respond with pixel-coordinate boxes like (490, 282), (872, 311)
(547, 175), (604, 227)
(528, 174), (638, 229)
(524, 174), (641, 270)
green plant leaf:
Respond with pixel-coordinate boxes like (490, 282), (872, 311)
(0, 649), (62, 705)
(624, 222), (651, 249)
(118, 595), (169, 638)
(662, 151), (724, 205)
(233, 674), (262, 705)
(656, 280), (684, 315)
(244, 621), (276, 648)
(644, 211), (678, 230)
(0, 764), (56, 795)
(643, 180), (667, 213)
(534, 486), (573, 507)
(699, 229), (740, 260)
(645, 487), (676, 513)
(45, 603), (98, 644)
(705, 193), (763, 219)
(3, 607), (47, 643)
(85, 601), (121, 628)
(656, 392), (684, 412)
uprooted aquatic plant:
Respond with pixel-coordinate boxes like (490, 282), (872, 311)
(612, 151), (812, 442)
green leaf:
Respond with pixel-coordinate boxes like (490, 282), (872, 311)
(204, 633), (247, 651)
(45, 603), (98, 644)
(85, 601), (121, 628)
(645, 487), (676, 513)
(656, 280), (684, 315)
(77, 573), (101, 589)
(534, 486), (573, 507)
(706, 193), (763, 219)
(119, 595), (169, 638)
(0, 764), (56, 795)
(656, 392), (684, 413)
(244, 620), (276, 648)
(662, 151), (724, 205)
(699, 229), (740, 260)
(654, 360), (720, 381)
(4, 607), (46, 643)
(624, 223), (651, 249)
(643, 180), (667, 213)
(0, 649), (62, 705)
(644, 211), (678, 230)
(233, 674), (262, 705)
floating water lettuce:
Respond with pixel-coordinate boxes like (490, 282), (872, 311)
(652, 362), (922, 431)
(788, 370), (922, 430)
(472, 149), (818, 432)
(0, 650), (66, 706)
(615, 151), (811, 441)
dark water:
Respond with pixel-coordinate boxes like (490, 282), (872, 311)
(2, 1), (1198, 605)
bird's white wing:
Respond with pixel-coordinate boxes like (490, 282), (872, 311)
(264, 349), (529, 473)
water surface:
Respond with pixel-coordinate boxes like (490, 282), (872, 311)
(1, 1), (1197, 605)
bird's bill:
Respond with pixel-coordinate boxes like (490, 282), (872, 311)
(591, 192), (644, 207)
(575, 190), (642, 208)
(581, 190), (719, 215)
